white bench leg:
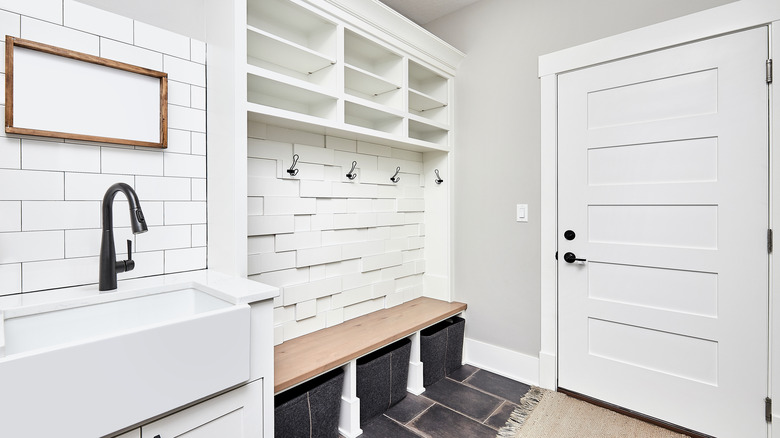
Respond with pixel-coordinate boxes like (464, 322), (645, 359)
(407, 332), (425, 395)
(338, 360), (362, 438)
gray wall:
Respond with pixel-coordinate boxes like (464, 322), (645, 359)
(424, 0), (736, 358)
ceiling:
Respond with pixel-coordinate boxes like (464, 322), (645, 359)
(379, 0), (481, 25)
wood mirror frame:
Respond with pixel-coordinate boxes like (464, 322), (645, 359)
(5, 36), (168, 148)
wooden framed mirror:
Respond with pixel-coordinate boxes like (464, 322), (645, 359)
(5, 36), (168, 148)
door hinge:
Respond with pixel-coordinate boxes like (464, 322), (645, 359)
(767, 397), (772, 422)
(768, 59), (773, 84)
(768, 229), (773, 254)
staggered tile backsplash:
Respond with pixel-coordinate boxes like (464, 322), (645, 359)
(247, 124), (427, 345)
(0, 0), (206, 296)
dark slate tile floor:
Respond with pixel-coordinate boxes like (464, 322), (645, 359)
(356, 365), (531, 438)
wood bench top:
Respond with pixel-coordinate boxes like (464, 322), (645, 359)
(274, 297), (467, 393)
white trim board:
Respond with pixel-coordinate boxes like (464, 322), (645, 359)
(539, 0), (780, 76)
(463, 337), (539, 387)
(539, 0), (780, 392)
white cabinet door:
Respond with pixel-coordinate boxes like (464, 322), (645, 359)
(557, 27), (769, 437)
(142, 380), (263, 438)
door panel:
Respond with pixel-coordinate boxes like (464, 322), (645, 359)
(558, 27), (768, 437)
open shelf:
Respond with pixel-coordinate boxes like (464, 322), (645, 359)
(345, 29), (402, 90)
(409, 118), (449, 146)
(345, 100), (403, 136)
(409, 89), (446, 113)
(247, 26), (336, 81)
(247, 0), (337, 55)
(409, 60), (448, 106)
(345, 64), (402, 109)
(247, 74), (338, 120)
(247, 111), (450, 153)
(409, 90), (448, 125)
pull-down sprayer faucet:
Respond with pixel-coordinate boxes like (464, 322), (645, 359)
(99, 183), (148, 291)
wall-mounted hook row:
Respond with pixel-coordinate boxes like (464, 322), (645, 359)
(435, 169), (444, 184)
(390, 166), (401, 183)
(287, 154), (299, 176)
(346, 161), (358, 180)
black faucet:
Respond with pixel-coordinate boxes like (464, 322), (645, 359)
(99, 183), (148, 291)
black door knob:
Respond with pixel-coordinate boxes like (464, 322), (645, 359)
(564, 230), (576, 240)
(563, 252), (586, 263)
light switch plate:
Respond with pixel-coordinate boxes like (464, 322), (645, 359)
(517, 204), (528, 222)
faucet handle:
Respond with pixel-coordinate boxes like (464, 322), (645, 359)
(116, 239), (135, 273)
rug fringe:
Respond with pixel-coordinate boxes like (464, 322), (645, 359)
(496, 386), (547, 437)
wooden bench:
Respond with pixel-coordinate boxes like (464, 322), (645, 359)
(274, 297), (467, 437)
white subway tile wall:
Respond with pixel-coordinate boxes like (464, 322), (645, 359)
(248, 126), (426, 344)
(0, 1), (207, 295)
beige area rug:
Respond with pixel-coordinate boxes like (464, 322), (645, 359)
(497, 387), (690, 438)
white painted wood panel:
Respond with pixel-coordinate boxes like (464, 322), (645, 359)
(588, 262), (717, 317)
(587, 138), (718, 186)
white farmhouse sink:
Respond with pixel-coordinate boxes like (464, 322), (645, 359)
(0, 283), (250, 438)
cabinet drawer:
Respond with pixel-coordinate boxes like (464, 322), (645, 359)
(142, 380), (263, 438)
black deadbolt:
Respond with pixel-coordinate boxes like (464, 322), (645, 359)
(564, 230), (576, 241)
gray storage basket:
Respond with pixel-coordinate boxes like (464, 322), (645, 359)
(445, 316), (465, 374)
(274, 367), (344, 438)
(356, 337), (411, 426)
(421, 316), (465, 387)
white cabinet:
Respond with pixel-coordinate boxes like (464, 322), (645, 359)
(141, 380), (263, 438)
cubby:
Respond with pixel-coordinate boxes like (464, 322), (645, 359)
(345, 100), (404, 135)
(246, 0), (337, 84)
(344, 29), (403, 109)
(408, 60), (449, 125)
(409, 118), (449, 146)
(247, 0), (337, 54)
(247, 73), (338, 120)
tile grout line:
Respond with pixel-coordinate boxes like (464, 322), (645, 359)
(404, 399), (437, 426)
(381, 413), (428, 438)
(482, 400), (509, 430)
(451, 373), (528, 406)
(417, 392), (497, 426)
(455, 366), (479, 382)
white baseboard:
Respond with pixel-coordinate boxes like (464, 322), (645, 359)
(538, 351), (556, 390)
(463, 337), (539, 386)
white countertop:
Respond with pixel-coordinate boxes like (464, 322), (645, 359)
(0, 269), (279, 311)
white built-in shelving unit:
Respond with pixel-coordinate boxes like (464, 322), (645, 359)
(243, 0), (458, 152)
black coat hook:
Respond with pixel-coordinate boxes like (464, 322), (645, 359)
(346, 161), (357, 180)
(390, 166), (401, 183)
(434, 169), (444, 184)
(287, 154), (299, 176)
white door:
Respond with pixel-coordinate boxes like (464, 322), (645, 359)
(557, 27), (769, 437)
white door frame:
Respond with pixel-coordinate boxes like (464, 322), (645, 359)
(539, 0), (780, 418)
